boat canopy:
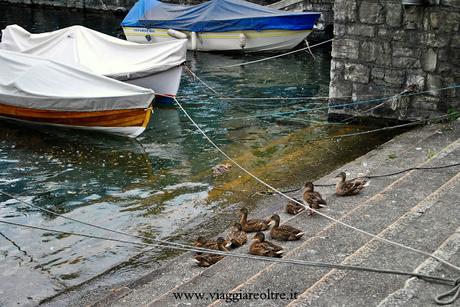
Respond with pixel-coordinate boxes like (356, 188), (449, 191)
(0, 25), (187, 80)
(121, 0), (321, 32)
(0, 50), (154, 112)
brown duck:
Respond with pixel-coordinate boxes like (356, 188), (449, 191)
(249, 232), (284, 258)
(194, 236), (229, 250)
(240, 207), (270, 232)
(269, 214), (304, 241)
(303, 182), (327, 215)
(335, 172), (368, 196)
(228, 222), (247, 248)
(194, 237), (228, 267)
(285, 197), (305, 215)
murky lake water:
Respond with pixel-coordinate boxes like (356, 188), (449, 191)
(0, 4), (401, 306)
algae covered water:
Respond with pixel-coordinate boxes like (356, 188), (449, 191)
(0, 4), (399, 305)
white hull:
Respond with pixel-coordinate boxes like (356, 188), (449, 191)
(124, 66), (183, 102)
(0, 116), (147, 138)
(123, 27), (312, 52)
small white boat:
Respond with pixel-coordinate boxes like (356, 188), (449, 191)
(121, 0), (320, 52)
(0, 25), (187, 104)
(0, 50), (155, 138)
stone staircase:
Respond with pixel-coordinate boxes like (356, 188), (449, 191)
(97, 121), (460, 307)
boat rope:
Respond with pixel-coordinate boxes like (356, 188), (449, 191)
(1, 219), (459, 304)
(183, 64), (221, 96)
(0, 190), (233, 256)
(217, 38), (334, 69)
(435, 277), (460, 305)
(218, 95), (359, 101)
(215, 84), (460, 122)
(257, 161), (460, 195)
(303, 38), (316, 60)
(3, 143), (456, 254)
(173, 97), (460, 272)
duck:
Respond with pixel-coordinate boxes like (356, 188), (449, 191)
(194, 237), (228, 267)
(285, 197), (305, 215)
(249, 232), (284, 258)
(193, 236), (229, 254)
(269, 214), (304, 241)
(227, 222), (247, 248)
(303, 182), (327, 215)
(335, 172), (368, 196)
(239, 207), (270, 232)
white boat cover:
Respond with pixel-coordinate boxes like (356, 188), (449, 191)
(0, 50), (155, 112)
(0, 24), (187, 80)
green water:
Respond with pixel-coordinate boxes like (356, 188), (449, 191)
(0, 5), (400, 305)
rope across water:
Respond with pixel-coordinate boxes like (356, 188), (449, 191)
(0, 220), (456, 286)
(174, 97), (460, 273)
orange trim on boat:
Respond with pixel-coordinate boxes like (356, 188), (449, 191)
(0, 102), (151, 128)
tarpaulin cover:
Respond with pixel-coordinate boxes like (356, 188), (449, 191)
(0, 50), (155, 112)
(0, 25), (187, 80)
(121, 0), (320, 32)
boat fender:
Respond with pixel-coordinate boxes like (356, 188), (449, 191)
(191, 32), (197, 51)
(167, 29), (187, 40)
(145, 34), (152, 42)
(239, 33), (247, 49)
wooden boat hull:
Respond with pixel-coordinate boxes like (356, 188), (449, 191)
(123, 27), (313, 52)
(0, 102), (152, 138)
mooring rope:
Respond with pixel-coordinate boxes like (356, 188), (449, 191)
(173, 97), (460, 272)
(0, 190), (232, 256)
(256, 162), (460, 195)
(183, 64), (221, 96)
(0, 220), (457, 290)
(435, 277), (460, 305)
(213, 85), (460, 123)
(217, 38), (334, 69)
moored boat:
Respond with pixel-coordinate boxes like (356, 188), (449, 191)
(121, 0), (320, 52)
(0, 25), (187, 104)
(0, 50), (155, 138)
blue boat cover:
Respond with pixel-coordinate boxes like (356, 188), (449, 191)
(122, 0), (320, 32)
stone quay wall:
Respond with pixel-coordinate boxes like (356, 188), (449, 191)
(328, 0), (460, 121)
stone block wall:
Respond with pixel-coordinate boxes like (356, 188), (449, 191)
(329, 0), (460, 121)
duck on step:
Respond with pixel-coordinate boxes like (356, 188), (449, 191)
(285, 197), (305, 215)
(193, 236), (230, 254)
(249, 232), (284, 258)
(269, 214), (304, 241)
(194, 237), (228, 267)
(227, 222), (247, 248)
(303, 182), (327, 216)
(239, 207), (270, 232)
(335, 172), (369, 196)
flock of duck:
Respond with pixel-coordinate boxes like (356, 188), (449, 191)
(193, 172), (368, 267)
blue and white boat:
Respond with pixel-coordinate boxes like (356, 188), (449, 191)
(122, 0), (320, 52)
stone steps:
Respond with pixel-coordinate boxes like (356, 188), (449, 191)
(378, 228), (460, 307)
(289, 171), (460, 306)
(104, 122), (459, 307)
(205, 142), (460, 307)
